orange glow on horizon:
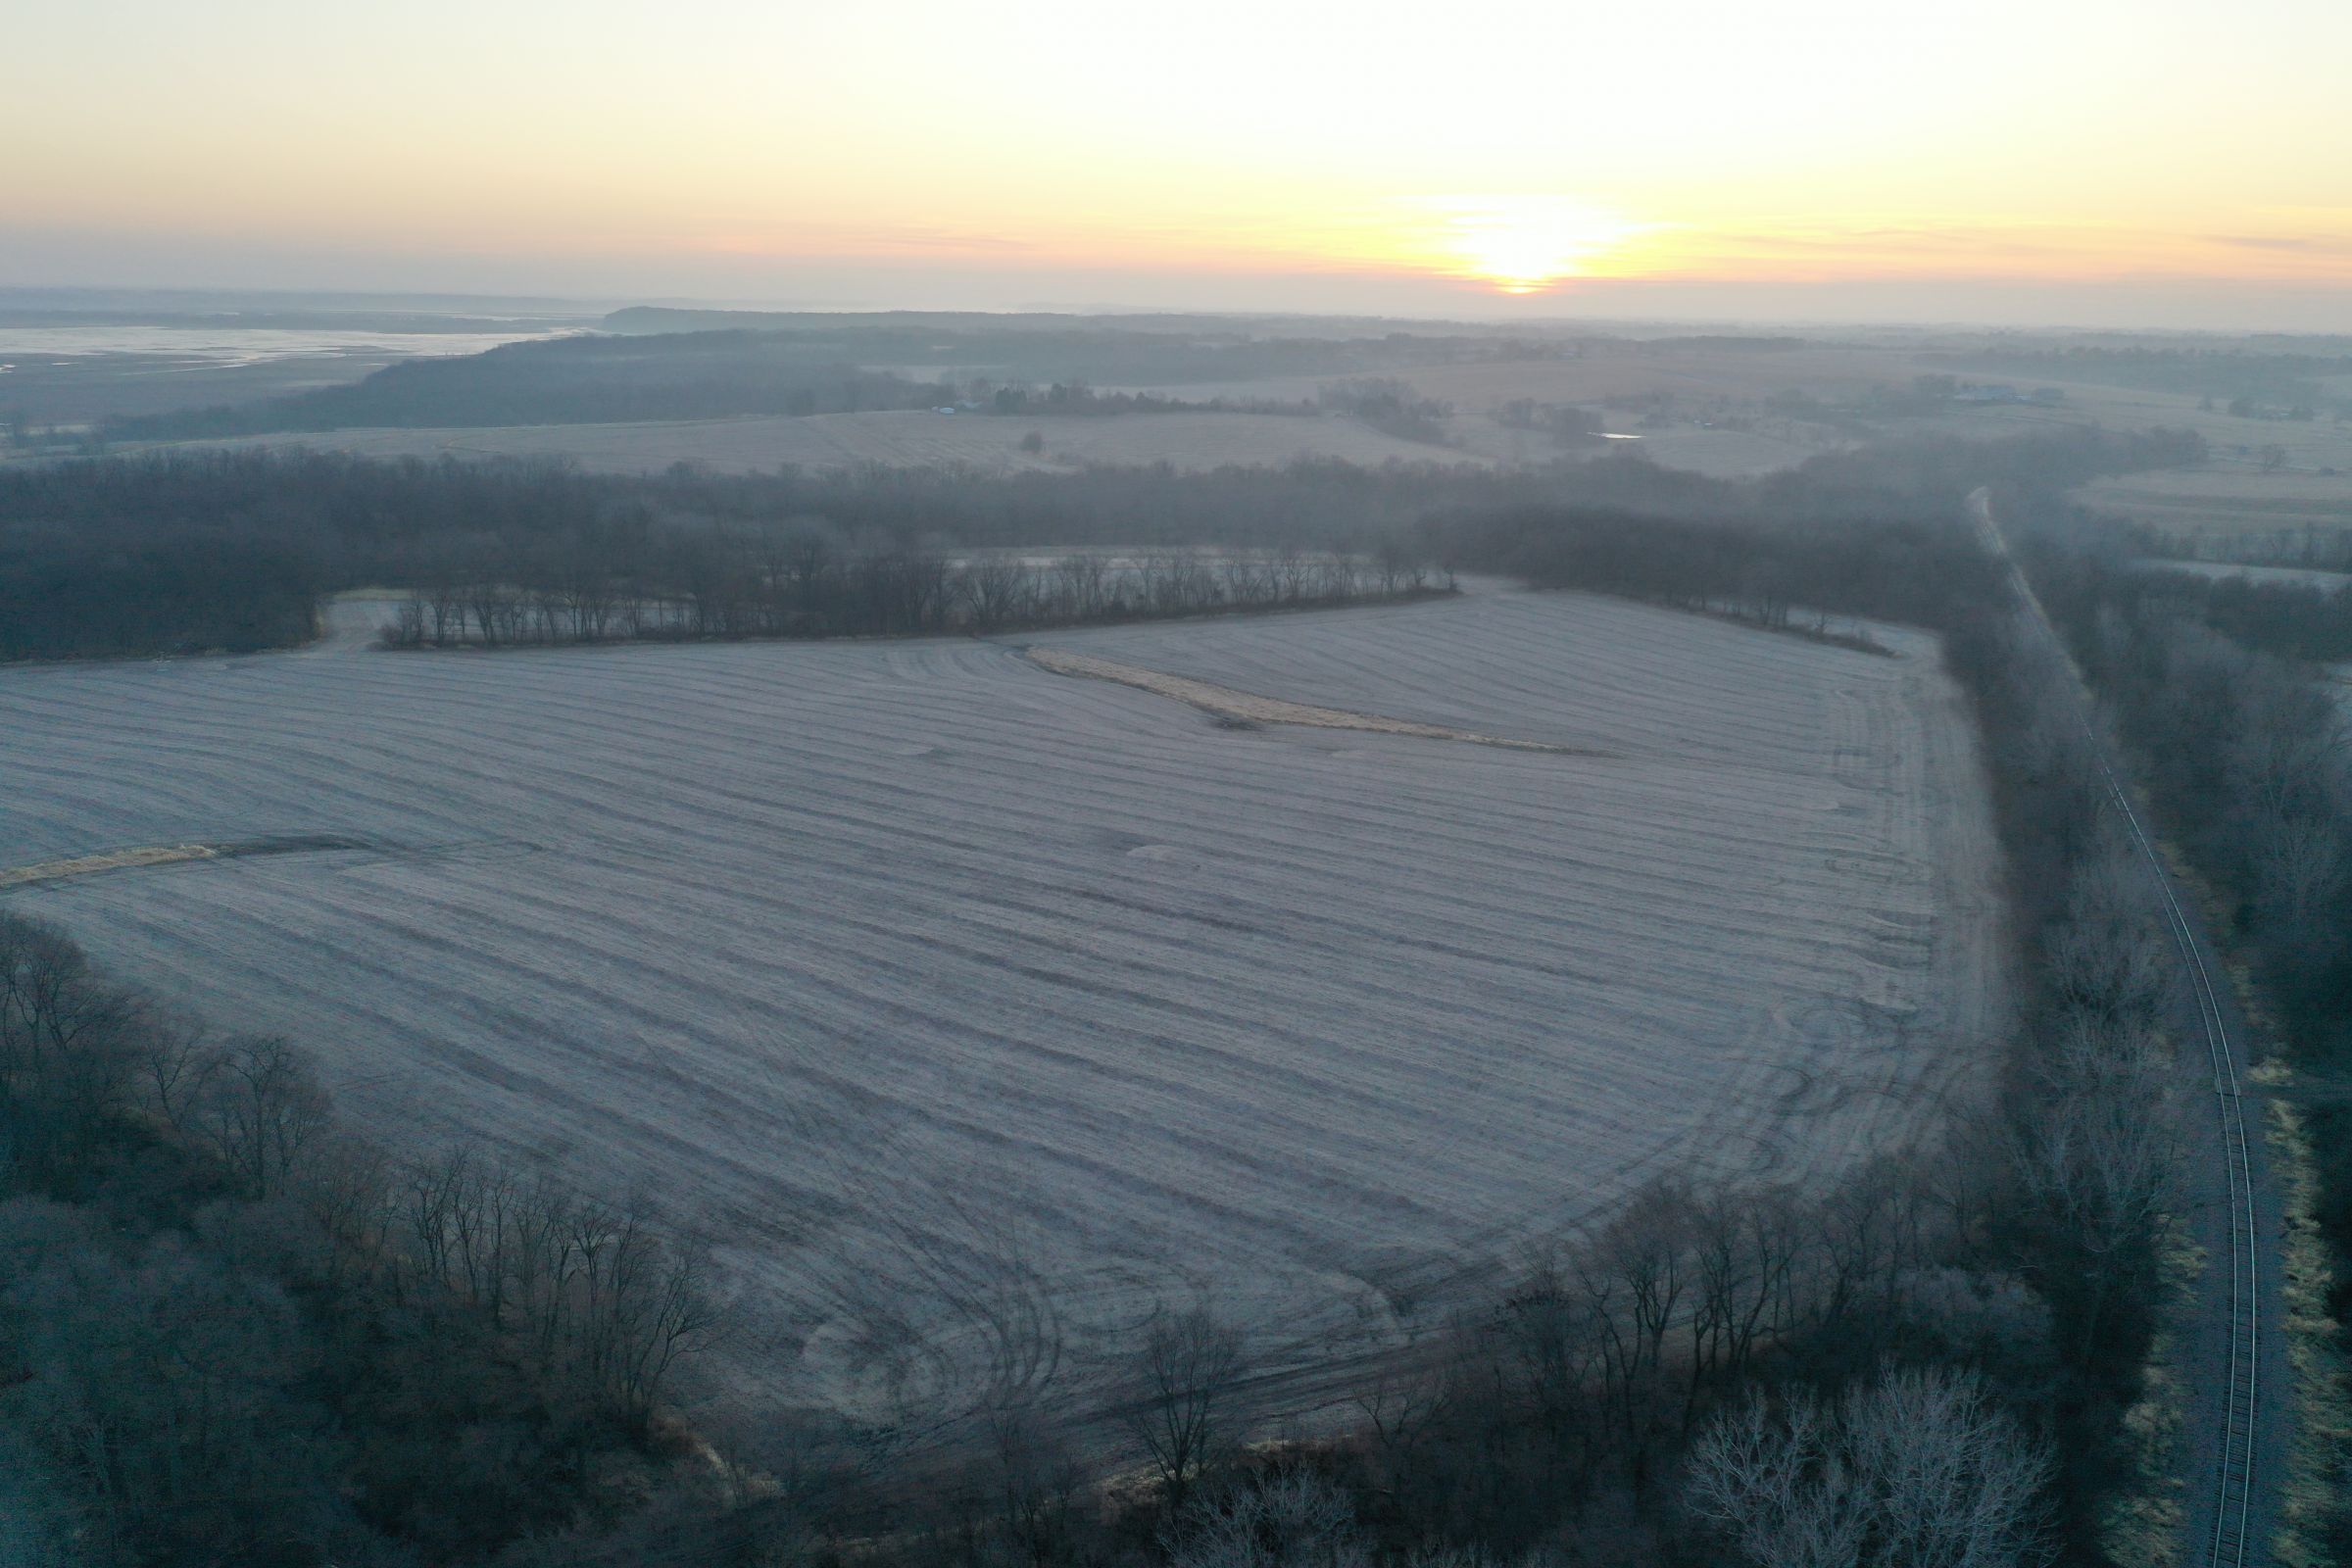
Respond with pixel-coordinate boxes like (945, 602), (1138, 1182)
(5, 0), (2348, 315)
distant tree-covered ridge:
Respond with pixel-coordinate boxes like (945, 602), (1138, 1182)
(101, 326), (1355, 440)
(102, 312), (1647, 441)
(106, 332), (961, 438)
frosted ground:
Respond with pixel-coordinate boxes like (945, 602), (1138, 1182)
(0, 586), (2005, 1432)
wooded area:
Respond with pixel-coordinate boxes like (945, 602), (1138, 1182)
(0, 424), (2203, 661)
(0, 427), (2250, 1563)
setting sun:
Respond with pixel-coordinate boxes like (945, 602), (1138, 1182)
(1424, 196), (1646, 293)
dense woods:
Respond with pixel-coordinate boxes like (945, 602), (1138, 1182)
(0, 423), (2201, 661)
(0, 532), (320, 662)
(2134, 565), (2352, 663)
(2022, 522), (2352, 1558)
(0, 911), (717, 1564)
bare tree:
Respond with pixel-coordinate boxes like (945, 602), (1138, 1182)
(1273, 546), (1310, 604)
(1494, 1250), (1599, 1472)
(985, 1402), (1085, 1568)
(300, 1130), (397, 1290)
(182, 1036), (332, 1200)
(1686, 1391), (1861, 1568)
(1687, 1367), (2052, 1568)
(961, 555), (1037, 632)
(0, 912), (152, 1178)
(1687, 1180), (1802, 1429)
(1351, 1350), (1453, 1475)
(2251, 812), (2347, 930)
(1573, 1175), (1694, 1480)
(1843, 1369), (2054, 1568)
(1054, 553), (1109, 619)
(601, 1212), (720, 1425)
(2004, 1043), (2180, 1361)
(1165, 1471), (1368, 1568)
(1128, 1304), (1247, 1509)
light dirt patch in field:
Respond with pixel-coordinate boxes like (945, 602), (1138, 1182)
(1025, 648), (1592, 753)
(1, 835), (386, 892)
(1, 844), (215, 889)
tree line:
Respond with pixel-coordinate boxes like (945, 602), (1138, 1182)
(1452, 504), (2000, 639)
(0, 531), (322, 662)
(380, 539), (1446, 648)
(0, 424), (2206, 662)
(2125, 564), (2352, 664)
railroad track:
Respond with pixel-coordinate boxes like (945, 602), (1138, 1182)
(2089, 745), (2260, 1568)
(1971, 489), (2264, 1567)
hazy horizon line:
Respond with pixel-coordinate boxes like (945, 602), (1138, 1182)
(6, 280), (2351, 342)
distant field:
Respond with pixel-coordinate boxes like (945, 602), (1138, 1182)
(1100, 344), (1907, 411)
(1102, 340), (2352, 482)
(0, 587), (2005, 1433)
(2074, 467), (2352, 552)
(2138, 558), (2352, 589)
(1443, 417), (1835, 478)
(179, 408), (1488, 475)
(1106, 345), (1895, 476)
(107, 333), (2352, 488)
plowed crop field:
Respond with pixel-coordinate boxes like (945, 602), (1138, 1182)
(0, 587), (2006, 1432)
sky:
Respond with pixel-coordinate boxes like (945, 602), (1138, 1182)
(6, 0), (2351, 329)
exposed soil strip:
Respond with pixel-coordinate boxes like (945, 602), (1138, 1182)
(1026, 648), (1602, 755)
(1, 834), (377, 892)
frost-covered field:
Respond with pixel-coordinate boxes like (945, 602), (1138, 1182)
(0, 587), (2004, 1430)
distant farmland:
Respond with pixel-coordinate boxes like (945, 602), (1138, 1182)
(0, 587), (2005, 1431)
(2074, 466), (2352, 551)
(178, 407), (1486, 476)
